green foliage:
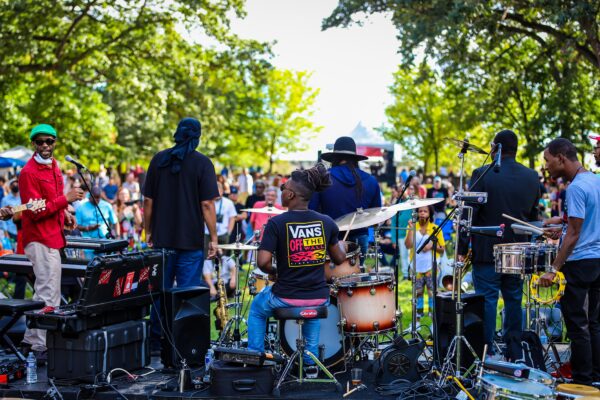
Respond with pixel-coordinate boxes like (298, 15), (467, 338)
(325, 0), (600, 169)
(383, 64), (488, 173)
(0, 0), (319, 168)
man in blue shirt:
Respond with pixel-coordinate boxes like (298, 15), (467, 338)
(541, 138), (600, 385)
(75, 186), (119, 240)
(1, 180), (20, 246)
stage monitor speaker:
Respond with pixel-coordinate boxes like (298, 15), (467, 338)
(161, 286), (210, 368)
(435, 292), (485, 371)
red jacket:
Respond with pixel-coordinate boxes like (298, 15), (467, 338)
(19, 156), (68, 249)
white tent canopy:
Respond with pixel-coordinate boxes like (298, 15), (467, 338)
(0, 146), (33, 162)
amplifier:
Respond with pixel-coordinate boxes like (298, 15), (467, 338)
(0, 359), (25, 385)
(214, 347), (283, 366)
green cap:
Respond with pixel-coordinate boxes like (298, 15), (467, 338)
(30, 124), (57, 140)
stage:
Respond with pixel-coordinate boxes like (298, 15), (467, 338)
(0, 356), (386, 400)
(0, 343), (572, 400)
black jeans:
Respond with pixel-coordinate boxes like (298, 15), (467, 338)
(561, 258), (600, 385)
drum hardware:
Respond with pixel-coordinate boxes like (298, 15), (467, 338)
(435, 136), (498, 381)
(216, 242), (258, 347)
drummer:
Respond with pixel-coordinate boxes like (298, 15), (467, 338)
(247, 163), (346, 378)
(309, 136), (382, 262)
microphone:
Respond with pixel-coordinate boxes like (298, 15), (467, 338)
(254, 229), (261, 242)
(493, 143), (502, 173)
(469, 224), (505, 237)
(396, 170), (416, 204)
(65, 155), (87, 170)
(402, 170), (416, 191)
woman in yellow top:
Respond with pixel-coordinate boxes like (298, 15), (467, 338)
(405, 205), (445, 320)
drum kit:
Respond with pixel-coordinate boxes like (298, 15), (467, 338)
(209, 138), (575, 397)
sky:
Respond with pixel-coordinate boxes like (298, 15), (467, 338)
(230, 0), (402, 160)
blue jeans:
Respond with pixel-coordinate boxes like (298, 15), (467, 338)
(247, 286), (327, 365)
(472, 263), (523, 349)
(151, 248), (206, 342)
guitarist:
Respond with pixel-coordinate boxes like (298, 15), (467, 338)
(18, 124), (84, 363)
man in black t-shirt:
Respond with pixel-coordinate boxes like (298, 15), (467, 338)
(247, 164), (345, 378)
(143, 117), (219, 351)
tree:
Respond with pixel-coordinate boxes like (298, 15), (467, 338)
(383, 64), (485, 174)
(324, 0), (600, 159)
(0, 0), (320, 169)
(253, 69), (321, 173)
(323, 1), (600, 72)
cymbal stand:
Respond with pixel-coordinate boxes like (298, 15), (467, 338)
(439, 141), (480, 380)
(409, 198), (419, 336)
(218, 247), (245, 347)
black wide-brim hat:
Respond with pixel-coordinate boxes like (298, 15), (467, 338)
(321, 136), (369, 162)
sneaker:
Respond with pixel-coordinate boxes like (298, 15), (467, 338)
(304, 365), (318, 379)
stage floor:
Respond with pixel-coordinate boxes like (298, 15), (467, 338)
(0, 344), (571, 400)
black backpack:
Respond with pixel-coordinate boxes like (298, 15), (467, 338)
(504, 330), (546, 371)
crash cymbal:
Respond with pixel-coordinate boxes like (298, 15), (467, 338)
(336, 198), (445, 231)
(241, 206), (286, 215)
(217, 243), (259, 251)
(446, 138), (488, 155)
(336, 207), (397, 231)
(389, 198), (444, 213)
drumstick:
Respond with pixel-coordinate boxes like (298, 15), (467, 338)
(342, 212), (357, 241)
(501, 214), (542, 231)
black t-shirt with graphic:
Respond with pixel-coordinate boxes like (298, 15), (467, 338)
(259, 210), (339, 299)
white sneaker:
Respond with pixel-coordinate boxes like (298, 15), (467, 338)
(304, 365), (318, 379)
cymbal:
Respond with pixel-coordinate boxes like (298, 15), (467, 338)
(241, 206), (286, 215)
(217, 243), (259, 251)
(336, 207), (397, 231)
(336, 198), (445, 231)
(446, 138), (488, 155)
(389, 198), (444, 213)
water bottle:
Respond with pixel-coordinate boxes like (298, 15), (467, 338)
(203, 348), (214, 383)
(26, 352), (37, 384)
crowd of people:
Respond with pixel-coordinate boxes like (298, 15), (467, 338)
(0, 120), (599, 385)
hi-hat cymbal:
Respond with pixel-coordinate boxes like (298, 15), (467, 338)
(336, 198), (445, 231)
(241, 206), (286, 215)
(446, 138), (488, 155)
(217, 243), (259, 251)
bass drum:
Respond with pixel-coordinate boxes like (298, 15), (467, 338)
(279, 296), (348, 371)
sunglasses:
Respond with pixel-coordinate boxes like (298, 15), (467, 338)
(34, 138), (56, 146)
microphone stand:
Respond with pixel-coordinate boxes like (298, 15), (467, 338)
(393, 176), (414, 330)
(76, 167), (113, 239)
(419, 150), (498, 380)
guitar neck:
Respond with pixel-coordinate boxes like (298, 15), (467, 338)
(11, 204), (30, 213)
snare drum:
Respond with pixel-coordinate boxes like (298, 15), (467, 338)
(334, 273), (396, 334)
(324, 240), (361, 282)
(248, 269), (273, 295)
(478, 373), (554, 400)
(556, 383), (600, 399)
(494, 243), (558, 275)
